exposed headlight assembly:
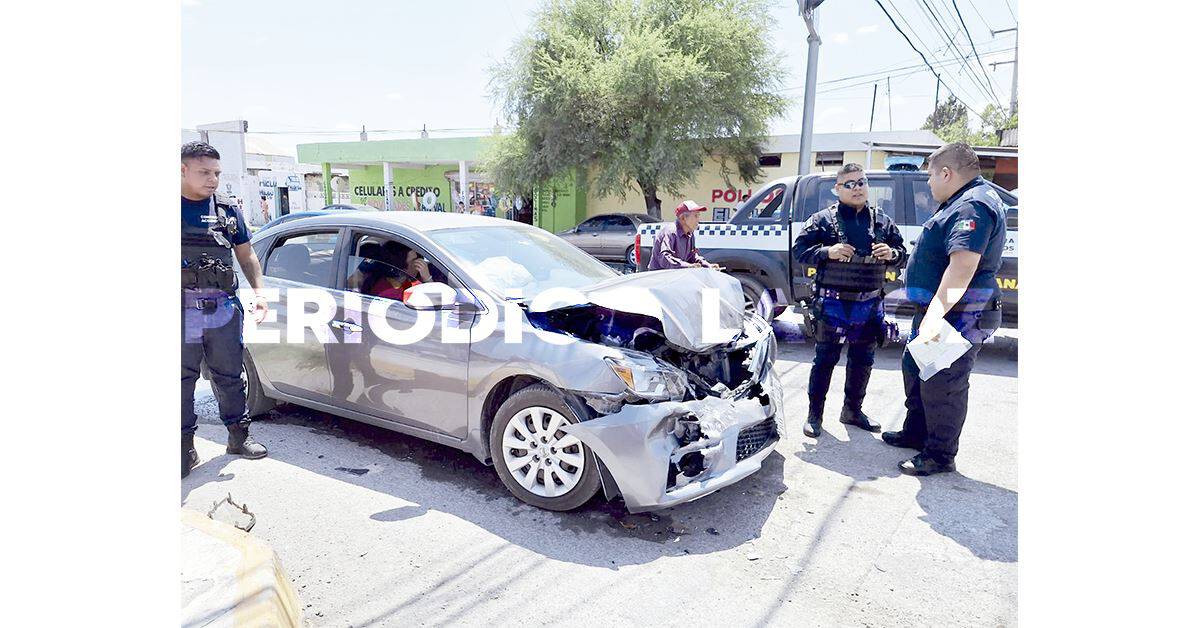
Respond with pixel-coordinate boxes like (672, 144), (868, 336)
(604, 352), (687, 401)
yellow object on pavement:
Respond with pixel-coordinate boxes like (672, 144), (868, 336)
(181, 507), (302, 627)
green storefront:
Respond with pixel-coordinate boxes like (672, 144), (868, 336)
(296, 136), (586, 231)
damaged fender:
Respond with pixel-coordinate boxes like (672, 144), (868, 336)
(562, 369), (785, 512)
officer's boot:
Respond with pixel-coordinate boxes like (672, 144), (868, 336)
(839, 405), (881, 432)
(182, 433), (199, 478)
(803, 401), (824, 438)
(226, 422), (268, 459)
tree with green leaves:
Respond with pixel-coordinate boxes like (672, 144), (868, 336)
(485, 0), (788, 219)
(922, 96), (1016, 147)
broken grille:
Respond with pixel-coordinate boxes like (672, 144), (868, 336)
(735, 418), (778, 461)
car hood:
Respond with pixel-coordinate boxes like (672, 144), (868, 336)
(527, 268), (746, 352)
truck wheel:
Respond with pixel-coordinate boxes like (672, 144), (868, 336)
(733, 273), (777, 322)
(490, 384), (601, 511)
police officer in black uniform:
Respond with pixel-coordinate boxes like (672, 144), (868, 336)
(182, 141), (270, 478)
(793, 163), (908, 438)
(883, 143), (1006, 475)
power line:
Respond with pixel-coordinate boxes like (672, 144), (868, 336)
(871, 0), (985, 119)
(964, 0), (993, 32)
(916, 0), (1002, 107)
(812, 48), (1014, 96)
(883, 0), (990, 114)
(952, 0), (1005, 111)
(777, 43), (1015, 92)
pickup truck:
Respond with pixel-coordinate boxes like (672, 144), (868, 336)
(634, 169), (1018, 329)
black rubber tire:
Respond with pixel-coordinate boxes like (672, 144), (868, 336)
(733, 273), (777, 322)
(489, 384), (601, 512)
(624, 245), (637, 268)
(243, 351), (277, 418)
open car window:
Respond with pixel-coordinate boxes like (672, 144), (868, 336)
(746, 184), (787, 221)
(345, 233), (453, 303)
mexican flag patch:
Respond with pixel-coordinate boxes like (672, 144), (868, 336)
(954, 219), (976, 232)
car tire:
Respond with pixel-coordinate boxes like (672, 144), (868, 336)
(624, 245), (636, 268)
(244, 351), (277, 418)
(489, 384), (601, 511)
(733, 273), (777, 322)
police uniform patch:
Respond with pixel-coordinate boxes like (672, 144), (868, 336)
(954, 219), (976, 232)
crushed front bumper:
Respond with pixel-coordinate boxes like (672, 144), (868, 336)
(562, 368), (785, 512)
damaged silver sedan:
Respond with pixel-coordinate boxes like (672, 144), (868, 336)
(244, 212), (784, 513)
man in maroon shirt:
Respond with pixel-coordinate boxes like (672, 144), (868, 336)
(648, 200), (722, 270)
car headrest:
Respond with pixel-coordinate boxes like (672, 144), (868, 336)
(358, 242), (383, 261)
(271, 243), (310, 279)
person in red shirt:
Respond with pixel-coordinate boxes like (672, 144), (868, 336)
(369, 242), (433, 302)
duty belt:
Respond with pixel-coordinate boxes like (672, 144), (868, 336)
(182, 291), (228, 313)
(817, 287), (882, 301)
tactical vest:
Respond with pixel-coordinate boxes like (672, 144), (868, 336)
(182, 196), (239, 293)
(814, 204), (889, 293)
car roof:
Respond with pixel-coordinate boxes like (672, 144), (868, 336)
(260, 210), (526, 236)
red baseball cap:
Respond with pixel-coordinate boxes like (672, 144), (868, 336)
(675, 200), (708, 217)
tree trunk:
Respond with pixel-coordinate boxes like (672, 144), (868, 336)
(641, 183), (662, 221)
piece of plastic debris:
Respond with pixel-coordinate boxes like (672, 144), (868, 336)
(746, 552), (761, 561)
(619, 520), (637, 530)
(706, 527), (720, 536)
(207, 493), (255, 532)
(335, 467), (369, 476)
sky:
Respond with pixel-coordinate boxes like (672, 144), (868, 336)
(182, 0), (1018, 158)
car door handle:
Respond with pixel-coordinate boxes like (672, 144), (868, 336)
(331, 320), (362, 333)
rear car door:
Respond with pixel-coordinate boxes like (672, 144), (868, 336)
(325, 230), (475, 440)
(255, 229), (341, 402)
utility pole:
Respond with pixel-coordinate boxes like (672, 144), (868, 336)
(934, 73), (940, 108)
(360, 124), (368, 141)
(869, 83), (877, 132)
(887, 76), (893, 131)
(796, 0), (826, 176)
(991, 26), (1018, 115)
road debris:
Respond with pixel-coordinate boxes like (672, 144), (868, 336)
(207, 493), (255, 532)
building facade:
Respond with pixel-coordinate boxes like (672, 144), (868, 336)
(296, 129), (1018, 231)
(183, 120), (326, 228)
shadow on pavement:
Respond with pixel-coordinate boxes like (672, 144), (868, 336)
(795, 427), (1016, 563)
(182, 404), (786, 569)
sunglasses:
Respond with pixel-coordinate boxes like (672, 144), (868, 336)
(838, 178), (868, 190)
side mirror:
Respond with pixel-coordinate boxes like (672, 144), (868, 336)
(404, 282), (456, 310)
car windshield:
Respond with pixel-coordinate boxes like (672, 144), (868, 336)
(428, 225), (616, 299)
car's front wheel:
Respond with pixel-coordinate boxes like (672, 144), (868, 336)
(489, 384), (601, 511)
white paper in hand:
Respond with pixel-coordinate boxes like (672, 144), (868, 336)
(906, 320), (971, 381)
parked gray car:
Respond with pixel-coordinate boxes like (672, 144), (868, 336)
(241, 212), (783, 512)
(557, 212), (653, 266)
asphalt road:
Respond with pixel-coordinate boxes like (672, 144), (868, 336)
(182, 331), (1017, 627)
